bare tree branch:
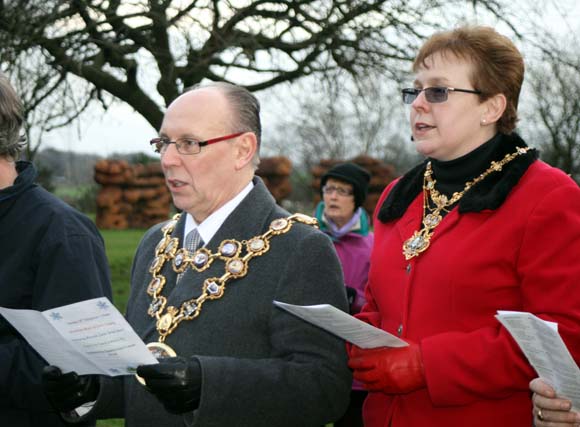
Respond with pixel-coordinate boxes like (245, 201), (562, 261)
(0, 0), (516, 158)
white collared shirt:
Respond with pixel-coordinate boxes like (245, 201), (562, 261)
(183, 181), (254, 247)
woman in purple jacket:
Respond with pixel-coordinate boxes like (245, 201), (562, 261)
(315, 162), (374, 427)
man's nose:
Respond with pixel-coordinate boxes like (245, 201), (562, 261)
(161, 143), (181, 167)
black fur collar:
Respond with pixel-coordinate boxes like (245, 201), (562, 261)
(377, 133), (539, 223)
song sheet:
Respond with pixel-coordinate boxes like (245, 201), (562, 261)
(0, 297), (157, 376)
(496, 310), (580, 410)
(274, 301), (408, 348)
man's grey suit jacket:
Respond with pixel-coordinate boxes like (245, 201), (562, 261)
(95, 177), (352, 427)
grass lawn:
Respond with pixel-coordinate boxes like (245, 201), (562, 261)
(100, 229), (145, 315)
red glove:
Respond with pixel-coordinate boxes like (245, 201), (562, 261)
(348, 343), (426, 394)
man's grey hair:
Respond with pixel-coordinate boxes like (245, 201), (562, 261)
(186, 81), (261, 169)
(0, 73), (26, 160)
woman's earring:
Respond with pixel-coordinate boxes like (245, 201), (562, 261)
(480, 118), (487, 125)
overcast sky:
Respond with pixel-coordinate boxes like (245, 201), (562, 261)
(41, 1), (580, 158)
(42, 89), (283, 157)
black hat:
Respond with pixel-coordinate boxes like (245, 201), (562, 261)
(320, 162), (371, 209)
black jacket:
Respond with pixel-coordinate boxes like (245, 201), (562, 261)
(0, 161), (112, 426)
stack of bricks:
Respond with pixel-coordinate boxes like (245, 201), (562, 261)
(255, 156), (292, 204)
(95, 160), (171, 229)
(311, 154), (397, 216)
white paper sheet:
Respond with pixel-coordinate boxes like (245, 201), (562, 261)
(274, 301), (408, 348)
(496, 310), (580, 410)
(0, 297), (158, 376)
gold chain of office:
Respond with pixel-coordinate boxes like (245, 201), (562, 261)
(147, 212), (319, 342)
(402, 146), (531, 260)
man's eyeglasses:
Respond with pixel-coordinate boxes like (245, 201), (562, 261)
(322, 185), (353, 197)
(150, 132), (244, 155)
(401, 87), (482, 104)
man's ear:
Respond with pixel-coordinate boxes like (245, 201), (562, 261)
(481, 93), (507, 125)
(234, 132), (257, 170)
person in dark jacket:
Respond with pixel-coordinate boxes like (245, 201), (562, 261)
(0, 72), (112, 427)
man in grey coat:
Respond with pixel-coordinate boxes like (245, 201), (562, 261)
(43, 82), (351, 426)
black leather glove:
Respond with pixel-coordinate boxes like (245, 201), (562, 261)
(137, 356), (202, 414)
(42, 366), (99, 413)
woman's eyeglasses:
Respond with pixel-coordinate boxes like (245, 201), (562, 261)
(402, 87), (482, 104)
(322, 185), (353, 197)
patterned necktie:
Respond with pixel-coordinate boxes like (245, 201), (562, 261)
(185, 228), (203, 253)
(178, 228), (203, 283)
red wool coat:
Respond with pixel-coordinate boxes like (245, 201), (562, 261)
(357, 140), (580, 427)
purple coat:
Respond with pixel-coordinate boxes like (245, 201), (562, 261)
(314, 202), (374, 314)
(331, 228), (373, 391)
(333, 232), (374, 313)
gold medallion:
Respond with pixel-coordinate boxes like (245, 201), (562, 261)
(135, 341), (178, 386)
(403, 231), (430, 260)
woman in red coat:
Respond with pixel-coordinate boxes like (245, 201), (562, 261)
(347, 26), (580, 427)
